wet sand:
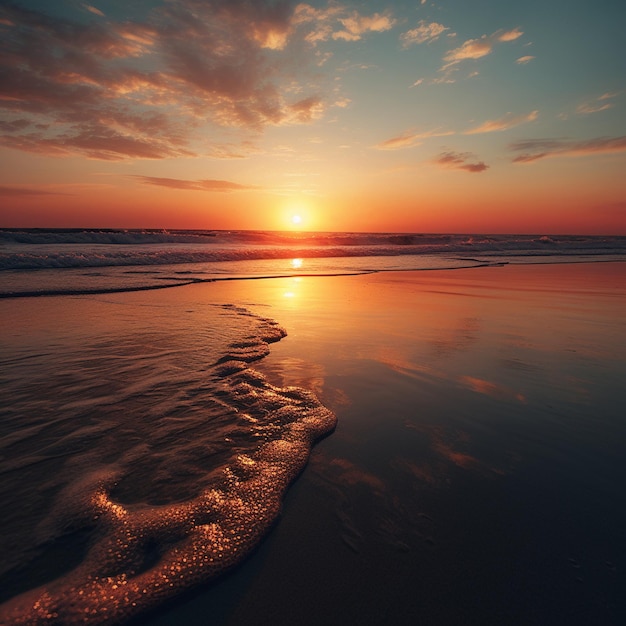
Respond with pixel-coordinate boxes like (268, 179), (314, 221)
(144, 262), (626, 625)
(2, 262), (625, 625)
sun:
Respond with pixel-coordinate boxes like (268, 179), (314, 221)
(280, 199), (313, 231)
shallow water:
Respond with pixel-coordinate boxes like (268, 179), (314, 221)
(2, 227), (625, 297)
(0, 297), (335, 624)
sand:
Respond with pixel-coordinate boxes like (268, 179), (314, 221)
(126, 262), (624, 626)
(2, 262), (625, 625)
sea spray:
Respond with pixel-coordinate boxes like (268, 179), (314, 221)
(2, 229), (624, 298)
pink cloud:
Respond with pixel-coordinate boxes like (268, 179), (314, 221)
(375, 127), (454, 150)
(83, 5), (105, 18)
(510, 136), (626, 163)
(433, 151), (489, 173)
(293, 4), (394, 44)
(1, 129), (194, 161)
(443, 27), (523, 68)
(464, 110), (538, 134)
(133, 176), (259, 191)
(0, 1), (332, 160)
(0, 185), (69, 196)
(576, 92), (618, 115)
(333, 11), (395, 41)
(400, 21), (449, 47)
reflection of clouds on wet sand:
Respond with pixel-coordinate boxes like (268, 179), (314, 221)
(458, 375), (527, 403)
(307, 416), (505, 556)
(321, 457), (386, 493)
(373, 345), (442, 382)
(429, 317), (481, 359)
(309, 452), (436, 554)
(402, 422), (505, 478)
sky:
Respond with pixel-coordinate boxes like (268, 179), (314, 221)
(0, 0), (624, 233)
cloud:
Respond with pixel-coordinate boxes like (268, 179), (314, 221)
(0, 128), (195, 160)
(333, 11), (395, 41)
(433, 151), (489, 173)
(288, 95), (325, 123)
(510, 136), (626, 163)
(577, 103), (613, 114)
(375, 127), (454, 150)
(293, 4), (394, 44)
(0, 1), (338, 160)
(443, 27), (523, 68)
(83, 4), (105, 17)
(400, 21), (448, 47)
(498, 28), (524, 42)
(464, 110), (538, 134)
(0, 185), (69, 196)
(516, 55), (535, 64)
(132, 176), (259, 191)
(576, 92), (618, 114)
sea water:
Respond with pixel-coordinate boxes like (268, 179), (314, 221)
(2, 229), (625, 297)
(1, 230), (625, 624)
(0, 293), (334, 624)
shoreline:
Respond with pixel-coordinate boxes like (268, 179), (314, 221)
(2, 255), (625, 299)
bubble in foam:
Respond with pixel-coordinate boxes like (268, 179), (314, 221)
(0, 307), (336, 625)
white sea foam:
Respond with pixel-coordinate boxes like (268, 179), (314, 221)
(0, 229), (624, 297)
(0, 304), (336, 624)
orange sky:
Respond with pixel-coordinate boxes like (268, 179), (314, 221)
(0, 1), (624, 234)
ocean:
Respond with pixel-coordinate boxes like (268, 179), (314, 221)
(2, 228), (625, 297)
(1, 230), (625, 625)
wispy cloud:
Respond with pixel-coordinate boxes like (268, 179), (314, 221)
(442, 27), (523, 68)
(464, 110), (538, 134)
(576, 92), (618, 114)
(510, 136), (626, 163)
(0, 185), (69, 196)
(132, 176), (259, 192)
(82, 4), (104, 17)
(375, 128), (454, 150)
(516, 55), (535, 64)
(400, 21), (448, 47)
(433, 151), (489, 173)
(0, 130), (195, 161)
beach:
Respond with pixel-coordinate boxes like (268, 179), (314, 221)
(3, 0), (625, 621)
(1, 262), (625, 625)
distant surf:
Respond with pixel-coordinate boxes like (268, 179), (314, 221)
(1, 229), (624, 297)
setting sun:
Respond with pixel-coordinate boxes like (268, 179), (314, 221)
(292, 214), (302, 225)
